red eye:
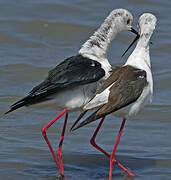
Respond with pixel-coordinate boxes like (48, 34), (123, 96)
(127, 19), (130, 24)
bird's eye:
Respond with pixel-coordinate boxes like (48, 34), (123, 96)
(127, 19), (130, 24)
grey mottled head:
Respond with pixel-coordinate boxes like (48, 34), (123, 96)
(79, 9), (134, 59)
(106, 8), (133, 33)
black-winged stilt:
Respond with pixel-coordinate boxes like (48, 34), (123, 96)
(71, 13), (157, 179)
(5, 9), (139, 179)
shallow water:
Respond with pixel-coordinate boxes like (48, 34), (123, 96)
(0, 0), (171, 180)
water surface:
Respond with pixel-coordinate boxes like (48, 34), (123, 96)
(0, 0), (171, 179)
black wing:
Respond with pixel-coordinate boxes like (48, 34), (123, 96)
(71, 66), (148, 131)
(5, 54), (105, 114)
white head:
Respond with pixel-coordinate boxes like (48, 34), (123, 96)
(138, 13), (157, 39)
(125, 13), (157, 71)
(121, 13), (157, 57)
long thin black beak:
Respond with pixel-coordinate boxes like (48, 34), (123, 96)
(130, 27), (139, 36)
(121, 27), (140, 57)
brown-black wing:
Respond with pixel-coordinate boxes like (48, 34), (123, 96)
(72, 66), (148, 131)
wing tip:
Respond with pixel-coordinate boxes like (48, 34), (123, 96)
(4, 96), (30, 115)
(4, 109), (12, 115)
(70, 110), (88, 132)
(71, 110), (102, 131)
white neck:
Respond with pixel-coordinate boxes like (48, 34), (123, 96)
(125, 13), (156, 102)
(124, 33), (153, 101)
(125, 33), (151, 70)
(79, 16), (121, 60)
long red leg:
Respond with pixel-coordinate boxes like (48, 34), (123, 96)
(109, 118), (135, 180)
(90, 117), (110, 157)
(42, 109), (68, 178)
(90, 117), (135, 178)
(57, 111), (68, 177)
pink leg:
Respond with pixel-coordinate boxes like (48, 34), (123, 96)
(90, 117), (135, 178)
(109, 118), (135, 180)
(42, 109), (68, 178)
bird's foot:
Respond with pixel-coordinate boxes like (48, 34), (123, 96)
(57, 174), (65, 180)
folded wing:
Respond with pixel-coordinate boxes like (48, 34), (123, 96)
(71, 65), (148, 131)
(5, 55), (105, 114)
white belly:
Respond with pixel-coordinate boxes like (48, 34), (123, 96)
(32, 83), (98, 111)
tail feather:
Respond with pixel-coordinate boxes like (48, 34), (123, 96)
(70, 110), (88, 132)
(71, 108), (103, 131)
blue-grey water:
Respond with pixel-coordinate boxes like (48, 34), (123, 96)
(0, 0), (171, 180)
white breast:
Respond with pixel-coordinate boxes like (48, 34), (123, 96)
(31, 83), (98, 111)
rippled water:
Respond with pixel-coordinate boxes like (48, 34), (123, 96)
(0, 0), (171, 180)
